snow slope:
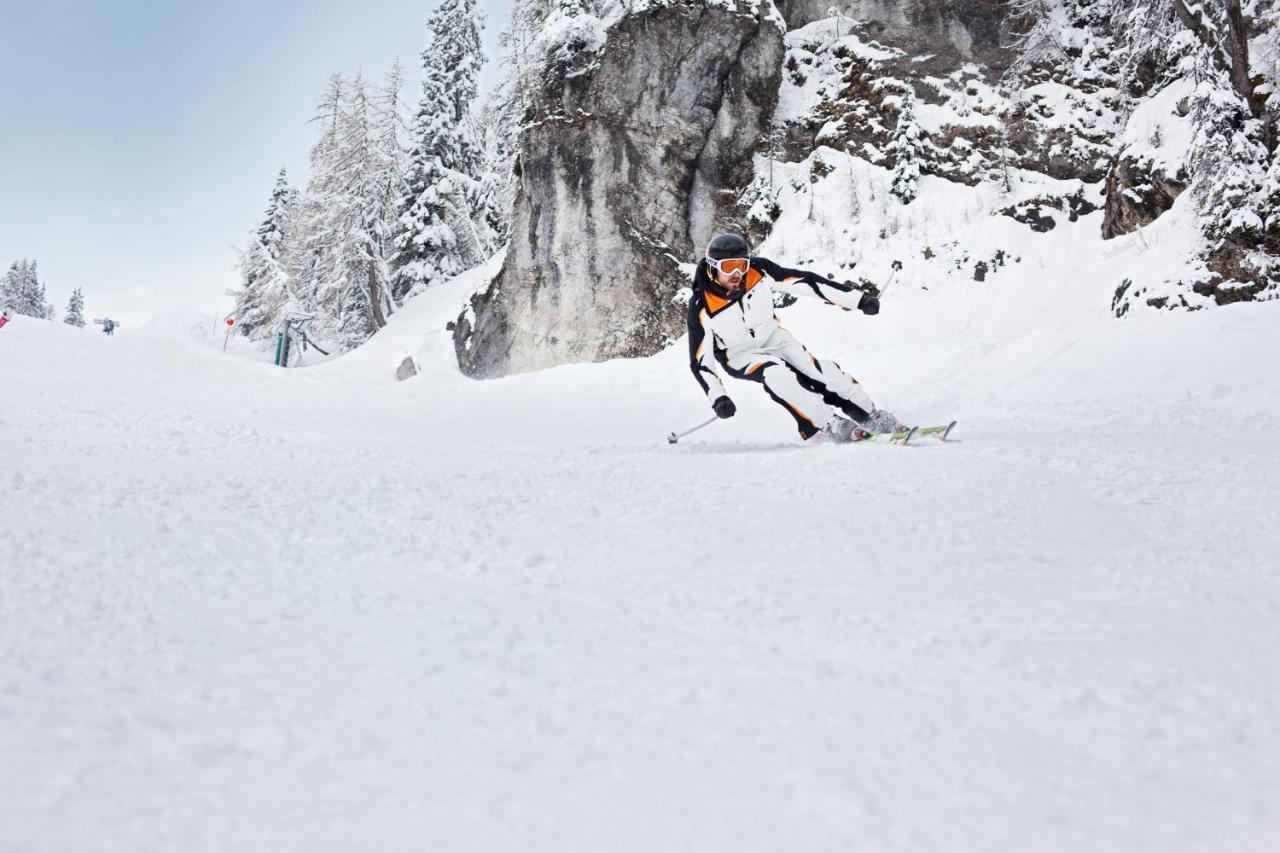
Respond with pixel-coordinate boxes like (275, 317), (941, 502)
(2, 257), (1279, 851)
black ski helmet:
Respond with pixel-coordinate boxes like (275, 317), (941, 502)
(705, 233), (750, 261)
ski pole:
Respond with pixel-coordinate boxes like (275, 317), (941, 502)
(667, 415), (718, 445)
(878, 259), (904, 297)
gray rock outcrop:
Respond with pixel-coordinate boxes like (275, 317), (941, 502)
(1101, 155), (1187, 239)
(454, 2), (784, 378)
(395, 355), (419, 381)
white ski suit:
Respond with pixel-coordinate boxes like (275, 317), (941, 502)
(687, 256), (878, 440)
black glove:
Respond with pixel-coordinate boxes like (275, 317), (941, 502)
(712, 395), (737, 419)
(858, 292), (880, 315)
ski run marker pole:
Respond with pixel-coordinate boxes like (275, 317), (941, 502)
(668, 415), (718, 445)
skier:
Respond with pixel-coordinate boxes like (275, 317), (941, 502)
(688, 233), (904, 442)
(102, 318), (115, 335)
(0, 307), (10, 330)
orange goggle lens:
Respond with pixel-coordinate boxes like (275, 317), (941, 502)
(708, 257), (749, 275)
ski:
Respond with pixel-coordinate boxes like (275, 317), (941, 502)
(853, 421), (956, 446)
(853, 426), (918, 445)
(913, 420), (958, 441)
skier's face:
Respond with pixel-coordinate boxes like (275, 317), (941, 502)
(709, 259), (747, 290)
(718, 268), (744, 290)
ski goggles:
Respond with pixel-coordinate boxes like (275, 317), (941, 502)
(706, 256), (750, 275)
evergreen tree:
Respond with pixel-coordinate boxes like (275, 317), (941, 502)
(1117, 0), (1273, 244)
(235, 239), (291, 341)
(888, 88), (925, 205)
(2, 259), (52, 319)
(481, 0), (588, 247)
(286, 71), (404, 350)
(374, 59), (411, 245)
(477, 92), (517, 246)
(392, 0), (490, 300)
(482, 10), (537, 247)
(1, 262), (17, 307)
(64, 287), (86, 327)
(258, 167), (299, 254)
(331, 71), (389, 349)
(367, 61), (412, 313)
(235, 169), (300, 341)
(289, 73), (350, 330)
(498, 0), (554, 112)
(1005, 0), (1068, 66)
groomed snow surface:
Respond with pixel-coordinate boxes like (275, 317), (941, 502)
(4, 253), (1280, 851)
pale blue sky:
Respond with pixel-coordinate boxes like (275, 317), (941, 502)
(0, 0), (508, 325)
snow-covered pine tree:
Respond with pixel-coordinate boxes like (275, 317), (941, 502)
(234, 168), (300, 341)
(289, 73), (350, 337)
(1005, 0), (1068, 67)
(29, 261), (52, 319)
(1180, 2), (1270, 245)
(280, 68), (413, 350)
(1259, 0), (1280, 236)
(996, 127), (1016, 194)
(480, 1), (546, 246)
(278, 69), (409, 351)
(367, 60), (411, 313)
(235, 240), (280, 339)
(331, 71), (395, 349)
(1, 262), (16, 307)
(888, 87), (925, 205)
(64, 287), (86, 327)
(500, 0), (557, 94)
(259, 167), (300, 256)
(476, 88), (518, 246)
(38, 262), (54, 320)
(374, 59), (411, 252)
(1114, 0), (1276, 291)
(2, 259), (52, 319)
(391, 0), (491, 301)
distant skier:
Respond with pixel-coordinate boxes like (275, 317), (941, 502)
(0, 307), (10, 331)
(688, 233), (903, 442)
(101, 318), (115, 335)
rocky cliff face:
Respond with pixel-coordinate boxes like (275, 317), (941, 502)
(772, 0), (1277, 313)
(779, 0), (1013, 68)
(454, 2), (784, 378)
(456, 0), (1279, 378)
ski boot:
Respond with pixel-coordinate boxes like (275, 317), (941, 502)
(859, 409), (907, 434)
(823, 416), (866, 443)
